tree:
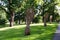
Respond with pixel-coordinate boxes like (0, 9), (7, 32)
(41, 0), (57, 26)
(0, 0), (23, 27)
(32, 14), (41, 23)
(50, 15), (53, 23)
(25, 7), (35, 35)
(14, 9), (25, 24)
(0, 10), (7, 25)
(43, 12), (49, 26)
(24, 0), (36, 35)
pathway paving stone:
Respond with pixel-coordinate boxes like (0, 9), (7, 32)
(53, 22), (60, 40)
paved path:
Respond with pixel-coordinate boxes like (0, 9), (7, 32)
(0, 23), (54, 31)
(53, 22), (60, 40)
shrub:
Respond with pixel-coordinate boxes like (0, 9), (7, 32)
(0, 19), (7, 25)
(32, 16), (40, 23)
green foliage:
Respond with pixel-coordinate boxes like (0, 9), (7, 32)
(41, 0), (58, 16)
(0, 19), (7, 25)
(40, 0), (59, 22)
(0, 0), (24, 21)
(32, 15), (40, 23)
(14, 8), (25, 24)
(0, 15), (7, 25)
(55, 0), (60, 6)
(0, 0), (60, 24)
(32, 17), (40, 23)
(0, 10), (7, 25)
(24, 0), (37, 9)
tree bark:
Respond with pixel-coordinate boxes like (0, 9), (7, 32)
(25, 25), (30, 35)
(50, 15), (52, 24)
(25, 7), (34, 35)
(18, 19), (20, 24)
(44, 18), (47, 26)
(10, 12), (14, 27)
(43, 12), (49, 27)
(8, 0), (14, 27)
(25, 19), (30, 35)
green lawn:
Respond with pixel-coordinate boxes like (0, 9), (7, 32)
(0, 23), (58, 40)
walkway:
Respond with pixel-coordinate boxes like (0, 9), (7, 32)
(0, 23), (54, 31)
(53, 22), (60, 40)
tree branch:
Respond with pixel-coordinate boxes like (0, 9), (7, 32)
(0, 6), (9, 14)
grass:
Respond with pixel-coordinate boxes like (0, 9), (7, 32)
(0, 23), (58, 40)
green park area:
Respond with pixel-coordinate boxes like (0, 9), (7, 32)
(0, 0), (60, 40)
(0, 23), (58, 40)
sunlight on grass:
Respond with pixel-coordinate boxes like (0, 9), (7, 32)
(0, 23), (58, 40)
(0, 23), (57, 31)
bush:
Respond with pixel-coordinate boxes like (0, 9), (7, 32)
(0, 11), (7, 25)
(32, 16), (40, 23)
(0, 19), (7, 25)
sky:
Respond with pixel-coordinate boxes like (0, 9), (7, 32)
(0, 0), (6, 6)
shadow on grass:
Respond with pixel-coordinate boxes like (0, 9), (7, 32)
(0, 24), (26, 28)
(33, 33), (54, 40)
(0, 28), (25, 40)
(0, 25), (57, 40)
(30, 25), (57, 40)
(0, 24), (9, 28)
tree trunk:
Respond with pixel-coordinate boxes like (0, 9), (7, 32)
(25, 25), (30, 35)
(25, 17), (31, 35)
(25, 21), (30, 35)
(18, 19), (20, 24)
(25, 7), (34, 35)
(50, 15), (52, 24)
(10, 12), (14, 27)
(43, 12), (49, 27)
(8, 0), (14, 27)
(44, 18), (47, 26)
